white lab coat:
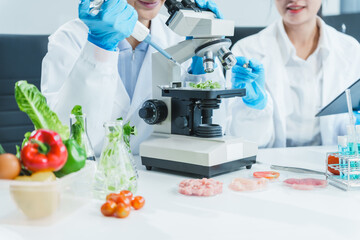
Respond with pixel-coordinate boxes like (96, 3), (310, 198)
(229, 18), (360, 148)
(41, 15), (185, 156)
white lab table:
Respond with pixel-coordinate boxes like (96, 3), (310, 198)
(1, 146), (360, 240)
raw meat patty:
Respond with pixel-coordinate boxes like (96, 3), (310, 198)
(284, 178), (327, 190)
(229, 177), (269, 192)
(178, 178), (223, 196)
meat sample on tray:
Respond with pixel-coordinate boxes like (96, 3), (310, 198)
(229, 177), (269, 192)
(178, 178), (223, 196)
(283, 178), (327, 190)
(253, 171), (280, 180)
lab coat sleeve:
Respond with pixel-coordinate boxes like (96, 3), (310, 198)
(225, 40), (275, 148)
(41, 20), (119, 152)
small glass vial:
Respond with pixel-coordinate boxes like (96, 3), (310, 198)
(355, 125), (360, 179)
(93, 120), (138, 200)
(347, 125), (357, 179)
(70, 113), (96, 161)
(338, 136), (348, 179)
(355, 125), (360, 155)
(346, 125), (356, 155)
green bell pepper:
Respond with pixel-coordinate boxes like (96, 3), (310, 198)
(55, 139), (86, 177)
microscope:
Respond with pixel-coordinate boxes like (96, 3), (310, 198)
(138, 0), (257, 177)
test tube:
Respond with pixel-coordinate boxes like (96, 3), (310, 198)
(338, 136), (348, 179)
(346, 125), (356, 155)
(356, 125), (360, 179)
(345, 89), (356, 129)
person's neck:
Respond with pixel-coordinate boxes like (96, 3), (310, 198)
(127, 19), (151, 50)
(284, 18), (320, 60)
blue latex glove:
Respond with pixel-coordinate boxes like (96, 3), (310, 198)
(232, 56), (267, 110)
(354, 111), (360, 125)
(188, 56), (206, 75)
(79, 0), (138, 51)
(195, 0), (224, 19)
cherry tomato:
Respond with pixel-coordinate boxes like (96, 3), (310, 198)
(101, 200), (117, 217)
(106, 193), (120, 202)
(106, 193), (131, 206)
(119, 190), (133, 202)
(117, 194), (131, 207)
(131, 196), (145, 210)
(114, 203), (131, 218)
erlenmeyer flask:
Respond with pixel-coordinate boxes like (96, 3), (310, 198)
(93, 120), (138, 200)
(70, 113), (96, 161)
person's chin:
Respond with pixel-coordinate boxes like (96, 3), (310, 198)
(284, 15), (310, 26)
(138, 10), (159, 21)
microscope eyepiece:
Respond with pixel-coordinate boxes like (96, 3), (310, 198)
(181, 0), (201, 11)
(165, 0), (184, 15)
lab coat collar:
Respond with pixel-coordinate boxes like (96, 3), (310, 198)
(276, 19), (295, 65)
(117, 37), (149, 52)
(276, 17), (330, 65)
(317, 18), (330, 61)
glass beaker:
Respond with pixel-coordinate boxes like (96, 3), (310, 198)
(70, 113), (96, 161)
(93, 120), (138, 200)
(181, 70), (226, 89)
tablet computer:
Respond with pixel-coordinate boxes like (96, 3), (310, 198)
(316, 78), (360, 117)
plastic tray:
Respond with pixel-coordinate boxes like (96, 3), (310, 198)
(0, 161), (95, 221)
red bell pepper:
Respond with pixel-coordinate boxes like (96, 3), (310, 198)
(21, 129), (68, 172)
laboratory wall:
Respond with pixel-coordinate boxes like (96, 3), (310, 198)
(0, 0), (279, 35)
(0, 0), (78, 34)
(0, 0), (347, 35)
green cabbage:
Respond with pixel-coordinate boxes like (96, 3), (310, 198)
(15, 80), (69, 140)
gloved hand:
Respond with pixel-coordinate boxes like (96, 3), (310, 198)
(188, 56), (206, 75)
(195, 0), (224, 19)
(231, 56), (267, 110)
(79, 0), (138, 51)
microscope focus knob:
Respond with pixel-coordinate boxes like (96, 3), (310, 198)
(175, 116), (188, 129)
(139, 108), (153, 119)
(139, 100), (168, 125)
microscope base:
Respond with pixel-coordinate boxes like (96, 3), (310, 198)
(142, 156), (256, 178)
(139, 133), (257, 178)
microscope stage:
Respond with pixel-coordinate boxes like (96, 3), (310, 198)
(139, 133), (257, 177)
(162, 88), (246, 100)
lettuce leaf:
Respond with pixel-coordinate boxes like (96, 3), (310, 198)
(15, 80), (69, 140)
(70, 105), (85, 148)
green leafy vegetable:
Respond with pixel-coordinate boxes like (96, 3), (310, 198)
(21, 132), (32, 149)
(0, 144), (5, 154)
(70, 105), (85, 148)
(15, 81), (69, 140)
(116, 118), (137, 152)
(189, 80), (221, 89)
(15, 145), (20, 159)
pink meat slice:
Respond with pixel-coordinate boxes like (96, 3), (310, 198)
(284, 178), (327, 190)
(178, 178), (223, 196)
(229, 177), (269, 192)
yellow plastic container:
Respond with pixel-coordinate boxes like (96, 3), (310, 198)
(0, 161), (94, 220)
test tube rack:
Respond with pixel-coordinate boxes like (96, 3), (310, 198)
(326, 152), (360, 191)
